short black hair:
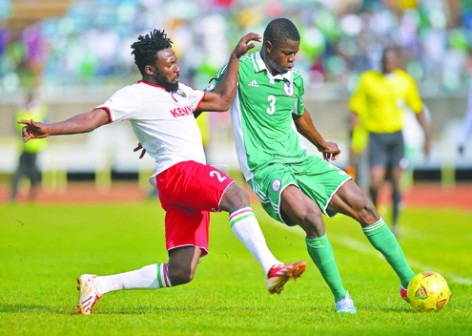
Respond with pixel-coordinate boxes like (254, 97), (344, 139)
(382, 46), (399, 57)
(381, 46), (402, 63)
(131, 29), (173, 76)
(263, 18), (300, 47)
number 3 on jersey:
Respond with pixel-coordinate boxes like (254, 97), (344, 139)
(266, 95), (276, 115)
(210, 170), (227, 183)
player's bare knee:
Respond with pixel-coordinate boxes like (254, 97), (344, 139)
(168, 267), (195, 285)
(220, 183), (250, 212)
(300, 209), (325, 237)
(358, 197), (380, 226)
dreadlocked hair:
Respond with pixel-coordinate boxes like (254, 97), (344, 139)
(131, 29), (173, 76)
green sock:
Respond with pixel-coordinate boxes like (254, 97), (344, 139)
(363, 218), (415, 288)
(306, 235), (347, 302)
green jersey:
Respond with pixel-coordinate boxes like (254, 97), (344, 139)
(206, 52), (306, 181)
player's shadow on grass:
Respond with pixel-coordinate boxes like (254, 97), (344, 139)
(373, 306), (415, 313)
(0, 303), (415, 315)
(74, 305), (275, 315)
(0, 303), (73, 314)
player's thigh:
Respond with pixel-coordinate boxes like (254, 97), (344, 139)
(280, 184), (324, 231)
(328, 179), (378, 225)
(368, 132), (389, 167)
(17, 153), (29, 174)
(386, 131), (405, 168)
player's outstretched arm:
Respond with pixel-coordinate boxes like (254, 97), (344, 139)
(293, 108), (340, 161)
(198, 32), (261, 112)
(18, 108), (110, 142)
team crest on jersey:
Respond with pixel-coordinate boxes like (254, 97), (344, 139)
(283, 81), (294, 96)
(176, 89), (187, 98)
(271, 179), (281, 192)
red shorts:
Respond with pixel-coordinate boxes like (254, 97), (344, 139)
(156, 161), (234, 256)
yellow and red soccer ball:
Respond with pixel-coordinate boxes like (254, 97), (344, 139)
(407, 271), (451, 312)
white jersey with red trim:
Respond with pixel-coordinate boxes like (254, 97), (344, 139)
(96, 80), (206, 177)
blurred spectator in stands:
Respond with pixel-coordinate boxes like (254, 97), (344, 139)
(10, 91), (49, 202)
(1, 0), (471, 97)
(458, 49), (472, 155)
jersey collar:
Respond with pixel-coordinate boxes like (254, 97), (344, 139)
(252, 52), (293, 83)
(138, 80), (168, 91)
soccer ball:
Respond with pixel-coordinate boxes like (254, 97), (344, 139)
(407, 271), (451, 312)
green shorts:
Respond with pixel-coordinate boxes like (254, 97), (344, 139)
(248, 155), (351, 226)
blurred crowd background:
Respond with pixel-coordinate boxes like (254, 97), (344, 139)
(1, 0), (471, 192)
(1, 0), (471, 94)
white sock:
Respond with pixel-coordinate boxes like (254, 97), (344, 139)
(229, 207), (279, 275)
(93, 264), (172, 296)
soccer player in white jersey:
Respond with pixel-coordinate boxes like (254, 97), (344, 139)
(206, 18), (416, 313)
(19, 29), (306, 315)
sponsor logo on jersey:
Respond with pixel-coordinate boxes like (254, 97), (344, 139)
(169, 105), (193, 118)
(271, 179), (281, 192)
(248, 79), (259, 87)
(283, 81), (294, 96)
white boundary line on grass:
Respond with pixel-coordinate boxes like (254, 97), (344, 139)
(268, 222), (472, 285)
(334, 235), (472, 285)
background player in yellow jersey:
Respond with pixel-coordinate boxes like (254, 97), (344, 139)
(10, 91), (48, 202)
(349, 47), (431, 236)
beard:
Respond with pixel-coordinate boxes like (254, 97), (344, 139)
(153, 71), (179, 92)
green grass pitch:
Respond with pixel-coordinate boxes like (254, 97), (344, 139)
(1, 201), (471, 335)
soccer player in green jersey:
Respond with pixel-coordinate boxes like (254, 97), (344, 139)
(206, 18), (416, 313)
